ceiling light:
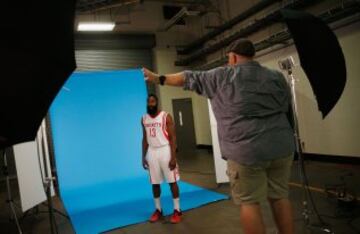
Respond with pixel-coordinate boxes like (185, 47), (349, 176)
(77, 22), (115, 31)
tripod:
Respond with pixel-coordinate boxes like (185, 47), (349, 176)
(279, 56), (335, 233)
(2, 149), (23, 234)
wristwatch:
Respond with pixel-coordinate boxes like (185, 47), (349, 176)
(159, 75), (166, 86)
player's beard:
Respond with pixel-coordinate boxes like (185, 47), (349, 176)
(147, 105), (158, 116)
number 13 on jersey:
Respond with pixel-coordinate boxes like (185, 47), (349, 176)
(150, 128), (156, 137)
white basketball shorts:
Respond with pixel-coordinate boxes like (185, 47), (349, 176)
(146, 145), (180, 184)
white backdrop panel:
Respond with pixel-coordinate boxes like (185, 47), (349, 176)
(208, 100), (229, 183)
(13, 122), (55, 212)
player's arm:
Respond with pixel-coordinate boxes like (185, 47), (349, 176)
(166, 114), (177, 170)
(141, 120), (149, 170)
(143, 68), (185, 87)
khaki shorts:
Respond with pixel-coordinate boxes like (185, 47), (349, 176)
(227, 155), (293, 205)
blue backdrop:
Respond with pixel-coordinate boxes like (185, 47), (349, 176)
(50, 70), (227, 234)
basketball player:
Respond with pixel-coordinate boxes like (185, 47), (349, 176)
(142, 94), (182, 224)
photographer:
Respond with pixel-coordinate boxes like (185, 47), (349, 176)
(143, 38), (295, 234)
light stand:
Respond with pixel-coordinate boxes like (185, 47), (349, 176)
(41, 142), (57, 234)
(37, 120), (59, 234)
(278, 56), (334, 234)
(2, 149), (23, 234)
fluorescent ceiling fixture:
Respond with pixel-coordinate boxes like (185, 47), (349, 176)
(77, 23), (115, 31)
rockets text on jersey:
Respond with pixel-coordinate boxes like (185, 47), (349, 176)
(143, 111), (169, 148)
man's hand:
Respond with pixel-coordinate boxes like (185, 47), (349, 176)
(142, 68), (159, 84)
(142, 68), (185, 87)
(169, 157), (177, 171)
(142, 158), (149, 170)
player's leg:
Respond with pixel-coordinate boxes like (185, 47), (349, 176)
(147, 148), (165, 222)
(168, 181), (182, 223)
(159, 146), (182, 223)
(152, 184), (161, 209)
(169, 182), (179, 199)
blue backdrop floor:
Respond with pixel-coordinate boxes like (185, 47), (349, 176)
(65, 179), (227, 234)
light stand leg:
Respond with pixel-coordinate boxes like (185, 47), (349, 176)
(39, 203), (69, 220)
(3, 150), (23, 234)
(53, 208), (69, 220)
(40, 132), (58, 234)
(44, 178), (57, 234)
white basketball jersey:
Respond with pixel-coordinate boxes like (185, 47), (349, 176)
(143, 111), (169, 148)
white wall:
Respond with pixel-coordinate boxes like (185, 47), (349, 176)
(257, 21), (360, 157)
(192, 95), (212, 145)
(153, 48), (212, 145)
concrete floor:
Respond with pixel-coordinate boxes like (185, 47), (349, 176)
(1, 149), (360, 234)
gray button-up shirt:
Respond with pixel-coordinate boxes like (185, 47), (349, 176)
(183, 61), (295, 165)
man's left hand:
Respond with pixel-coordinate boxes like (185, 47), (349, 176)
(142, 68), (159, 84)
